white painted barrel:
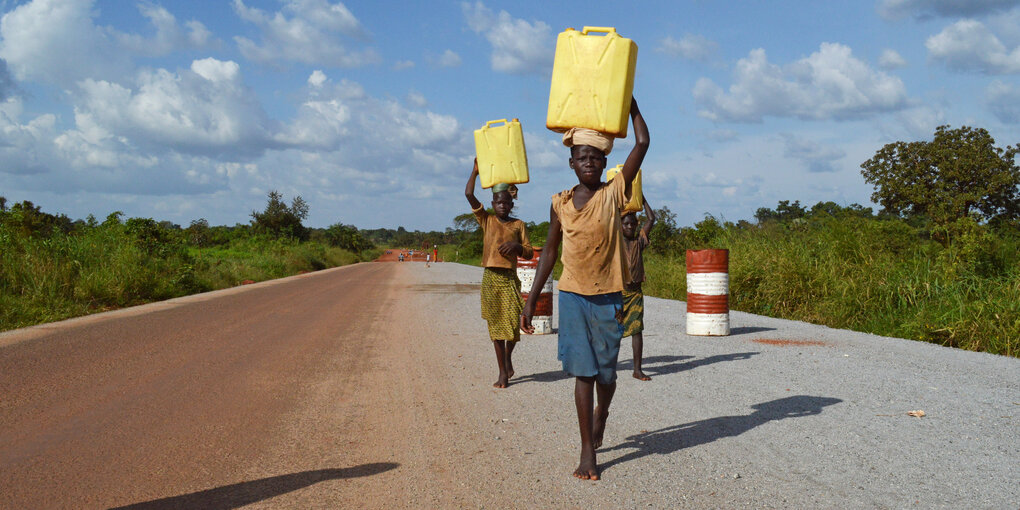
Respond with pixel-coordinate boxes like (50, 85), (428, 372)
(686, 249), (730, 336)
(518, 247), (553, 334)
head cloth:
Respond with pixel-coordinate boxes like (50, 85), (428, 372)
(562, 127), (614, 155)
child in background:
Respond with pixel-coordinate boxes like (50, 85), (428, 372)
(522, 98), (649, 480)
(621, 197), (656, 381)
(466, 159), (534, 388)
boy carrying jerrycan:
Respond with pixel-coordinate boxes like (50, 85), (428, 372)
(523, 25), (646, 482)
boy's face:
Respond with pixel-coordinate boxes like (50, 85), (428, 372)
(569, 145), (607, 187)
(491, 191), (513, 219)
(621, 214), (638, 238)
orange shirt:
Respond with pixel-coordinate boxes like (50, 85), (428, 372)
(473, 206), (534, 269)
(552, 176), (630, 295)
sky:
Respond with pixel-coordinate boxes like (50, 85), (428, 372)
(0, 0), (1018, 231)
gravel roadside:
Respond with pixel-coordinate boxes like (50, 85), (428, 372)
(395, 261), (1018, 509)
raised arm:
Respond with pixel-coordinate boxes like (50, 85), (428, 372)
(620, 97), (649, 198)
(641, 197), (656, 239)
(521, 205), (562, 334)
(465, 158), (482, 210)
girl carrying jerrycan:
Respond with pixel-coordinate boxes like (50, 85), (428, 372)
(465, 159), (533, 389)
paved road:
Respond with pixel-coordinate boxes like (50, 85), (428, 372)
(1, 262), (1016, 509)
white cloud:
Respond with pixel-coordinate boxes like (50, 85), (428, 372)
(232, 0), (380, 67)
(879, 49), (908, 69)
(462, 2), (553, 75)
(926, 19), (1020, 74)
(0, 97), (56, 175)
(656, 34), (718, 62)
(65, 58), (275, 159)
(428, 49), (462, 68)
(877, 0), (1020, 20)
(307, 70), (328, 87)
(392, 60), (415, 71)
(693, 43), (909, 122)
(406, 91), (427, 108)
(781, 133), (847, 173)
(0, 0), (128, 85)
(0, 0), (215, 87)
(116, 3), (215, 57)
(987, 80), (1020, 123)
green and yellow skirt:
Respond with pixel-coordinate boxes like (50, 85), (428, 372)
(480, 267), (523, 342)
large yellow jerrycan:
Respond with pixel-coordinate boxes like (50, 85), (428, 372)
(606, 164), (642, 213)
(474, 118), (530, 189)
(547, 27), (638, 138)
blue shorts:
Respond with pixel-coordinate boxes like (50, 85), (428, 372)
(557, 290), (624, 385)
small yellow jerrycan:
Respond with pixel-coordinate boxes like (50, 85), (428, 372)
(474, 118), (530, 189)
(606, 164), (642, 213)
(547, 27), (638, 138)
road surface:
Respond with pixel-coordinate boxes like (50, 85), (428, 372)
(1, 261), (1017, 508)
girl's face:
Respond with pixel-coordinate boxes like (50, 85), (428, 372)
(569, 145), (607, 187)
(492, 191), (513, 219)
(621, 214), (638, 238)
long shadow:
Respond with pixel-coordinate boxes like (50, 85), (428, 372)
(599, 396), (842, 472)
(728, 326), (777, 335)
(513, 352), (759, 385)
(111, 463), (399, 510)
(618, 352), (760, 377)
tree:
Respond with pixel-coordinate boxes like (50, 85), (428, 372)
(860, 125), (1020, 225)
(251, 190), (310, 240)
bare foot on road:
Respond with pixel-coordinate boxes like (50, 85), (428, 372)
(574, 448), (600, 480)
(633, 370), (651, 381)
(493, 374), (509, 388)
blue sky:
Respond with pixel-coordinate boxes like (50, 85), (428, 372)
(1, 0), (1018, 231)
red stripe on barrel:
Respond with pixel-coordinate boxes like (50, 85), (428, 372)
(521, 292), (554, 316)
(686, 249), (728, 273)
(685, 293), (729, 314)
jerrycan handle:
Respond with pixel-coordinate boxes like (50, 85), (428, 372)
(484, 119), (508, 129)
(581, 26), (617, 35)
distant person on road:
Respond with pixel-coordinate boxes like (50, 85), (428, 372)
(426, 252), (431, 267)
(466, 158), (534, 389)
(621, 197), (656, 381)
(521, 98), (649, 481)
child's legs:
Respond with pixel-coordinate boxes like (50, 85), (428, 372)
(557, 291), (599, 378)
(632, 332), (644, 369)
(588, 293), (624, 386)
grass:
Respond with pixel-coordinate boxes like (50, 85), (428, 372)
(643, 217), (1019, 356)
(0, 227), (377, 332)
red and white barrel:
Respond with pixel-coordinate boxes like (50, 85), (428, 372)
(686, 249), (730, 336)
(518, 247), (553, 334)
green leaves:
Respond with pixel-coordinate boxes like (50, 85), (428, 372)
(861, 125), (1020, 227)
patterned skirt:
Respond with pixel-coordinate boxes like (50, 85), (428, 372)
(481, 267), (523, 342)
(621, 289), (644, 337)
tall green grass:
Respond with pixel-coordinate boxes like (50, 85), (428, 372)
(644, 217), (1019, 356)
(0, 225), (377, 332)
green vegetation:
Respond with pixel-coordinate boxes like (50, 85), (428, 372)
(641, 203), (1019, 356)
(0, 192), (379, 332)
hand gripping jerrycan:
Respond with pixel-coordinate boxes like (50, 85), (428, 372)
(474, 118), (530, 189)
(547, 27), (638, 138)
(605, 164), (642, 213)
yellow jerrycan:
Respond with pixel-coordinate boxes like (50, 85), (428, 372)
(474, 118), (529, 189)
(606, 163), (642, 213)
(547, 27), (638, 138)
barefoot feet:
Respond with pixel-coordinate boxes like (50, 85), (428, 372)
(493, 374), (509, 388)
(633, 370), (651, 381)
(574, 448), (600, 480)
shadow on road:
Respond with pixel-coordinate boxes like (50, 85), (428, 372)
(513, 351), (760, 385)
(729, 326), (777, 335)
(110, 463), (399, 510)
(600, 395), (842, 473)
